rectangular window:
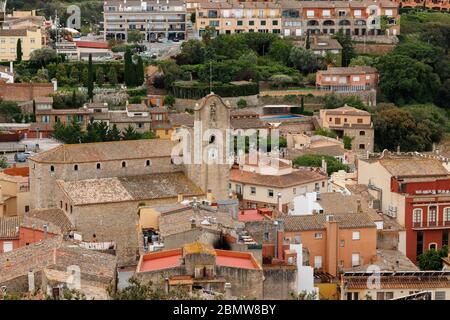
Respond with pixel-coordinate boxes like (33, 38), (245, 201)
(260, 20), (266, 26)
(352, 76), (360, 81)
(272, 20), (278, 26)
(352, 253), (360, 267)
(354, 10), (361, 17)
(249, 20), (255, 26)
(323, 10), (330, 17)
(435, 291), (446, 300)
(417, 231), (424, 257)
(306, 10), (314, 17)
(314, 256), (322, 268)
(263, 232), (269, 242)
(250, 186), (256, 195)
(314, 232), (322, 239)
(340, 239), (345, 247)
(268, 189), (274, 197)
(237, 20), (243, 26)
(3, 241), (13, 253)
(385, 9), (393, 16)
(352, 231), (360, 240)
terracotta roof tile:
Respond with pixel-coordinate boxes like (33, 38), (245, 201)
(229, 168), (326, 188)
(283, 212), (376, 232)
(30, 139), (177, 163)
(0, 216), (20, 239)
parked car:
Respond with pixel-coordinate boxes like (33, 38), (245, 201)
(14, 152), (29, 162)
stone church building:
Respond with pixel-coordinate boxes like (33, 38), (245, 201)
(28, 94), (232, 266)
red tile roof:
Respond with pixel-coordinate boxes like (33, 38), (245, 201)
(74, 41), (110, 49)
(215, 250), (261, 270)
(138, 247), (261, 272)
(3, 167), (29, 177)
(139, 249), (182, 272)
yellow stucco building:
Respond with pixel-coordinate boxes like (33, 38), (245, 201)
(0, 28), (43, 61)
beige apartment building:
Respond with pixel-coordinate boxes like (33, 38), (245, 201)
(0, 167), (31, 217)
(316, 66), (379, 92)
(318, 105), (374, 153)
(196, 1), (282, 36)
(229, 155), (328, 213)
(281, 0), (400, 37)
(0, 28), (43, 61)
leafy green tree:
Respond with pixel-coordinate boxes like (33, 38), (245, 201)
(16, 39), (23, 63)
(268, 39), (293, 66)
(0, 156), (8, 169)
(141, 131), (158, 139)
(293, 154), (349, 175)
(35, 68), (49, 82)
(107, 124), (121, 141)
(127, 30), (145, 43)
(176, 39), (205, 65)
(349, 55), (377, 67)
(435, 79), (450, 109)
(163, 94), (176, 107)
(237, 98), (247, 109)
(377, 54), (441, 105)
(202, 26), (216, 45)
(343, 135), (353, 150)
(81, 66), (89, 87)
(108, 67), (118, 86)
(96, 67), (105, 86)
(30, 48), (57, 68)
(417, 246), (448, 270)
(0, 101), (21, 122)
(373, 105), (442, 152)
(121, 124), (141, 140)
(333, 30), (355, 67)
(69, 66), (80, 84)
(289, 47), (319, 74)
(55, 64), (68, 85)
(88, 54), (94, 100)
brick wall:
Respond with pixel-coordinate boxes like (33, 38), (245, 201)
(0, 83), (54, 102)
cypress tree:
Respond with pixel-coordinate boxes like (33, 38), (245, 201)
(16, 39), (23, 63)
(305, 31), (310, 50)
(87, 54), (94, 100)
(135, 56), (144, 86)
(124, 48), (134, 87)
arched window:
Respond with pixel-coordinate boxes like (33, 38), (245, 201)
(413, 209), (422, 227)
(74, 164), (78, 171)
(122, 161), (127, 168)
(209, 135), (216, 144)
(146, 160), (151, 167)
(429, 243), (437, 250)
(50, 165), (55, 172)
(96, 163), (101, 170)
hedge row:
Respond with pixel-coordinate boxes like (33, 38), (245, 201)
(171, 82), (259, 99)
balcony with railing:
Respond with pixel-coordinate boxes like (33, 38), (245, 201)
(412, 220), (450, 229)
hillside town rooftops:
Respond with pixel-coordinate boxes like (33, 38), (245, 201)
(281, 0), (398, 8)
(57, 173), (204, 205)
(30, 139), (177, 163)
(378, 158), (449, 177)
(127, 103), (148, 112)
(0, 236), (117, 284)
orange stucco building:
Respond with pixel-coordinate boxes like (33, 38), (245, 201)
(283, 213), (377, 276)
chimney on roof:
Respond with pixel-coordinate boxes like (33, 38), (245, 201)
(224, 282), (232, 299)
(356, 199), (363, 214)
